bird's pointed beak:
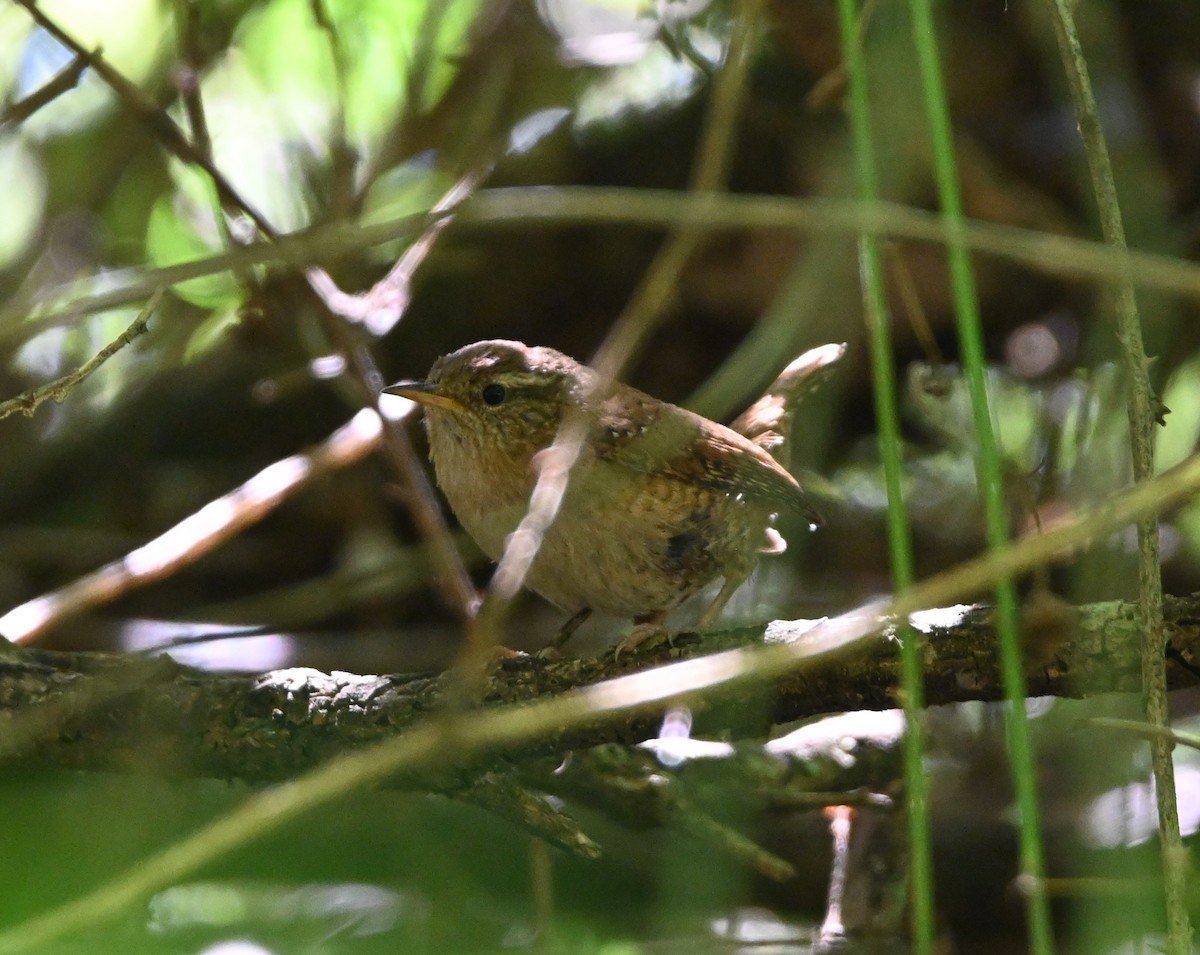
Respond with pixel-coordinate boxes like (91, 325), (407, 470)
(383, 379), (468, 413)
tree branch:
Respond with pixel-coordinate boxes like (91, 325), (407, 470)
(0, 295), (156, 421)
(0, 408), (387, 643)
(12, 0), (276, 237)
(3, 593), (1199, 785)
(0, 49), (88, 126)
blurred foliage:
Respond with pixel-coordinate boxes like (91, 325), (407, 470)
(3, 0), (1200, 951)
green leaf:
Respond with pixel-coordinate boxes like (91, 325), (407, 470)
(145, 196), (241, 310)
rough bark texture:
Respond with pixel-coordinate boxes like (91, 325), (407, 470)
(2, 592), (1198, 786)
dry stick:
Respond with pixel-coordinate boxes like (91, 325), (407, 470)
(4, 448), (1200, 955)
(333, 328), (480, 619)
(885, 242), (944, 365)
(14, 191), (1200, 344)
(305, 165), (491, 335)
(12, 1), (475, 621)
(1044, 4), (1190, 952)
(205, 0), (472, 617)
(192, 2), (473, 616)
(302, 220), (479, 619)
(1086, 718), (1200, 754)
(0, 408), (388, 644)
(0, 292), (159, 422)
(0, 49), (88, 126)
(304, 175), (482, 619)
(11, 1), (277, 239)
(307, 0), (351, 200)
(361, 1), (453, 193)
(172, 1), (261, 307)
(174, 0), (213, 166)
(448, 0), (769, 704)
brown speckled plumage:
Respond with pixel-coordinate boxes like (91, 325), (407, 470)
(386, 340), (826, 632)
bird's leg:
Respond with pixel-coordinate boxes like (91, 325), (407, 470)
(615, 610), (670, 658)
(695, 572), (749, 630)
(551, 606), (593, 650)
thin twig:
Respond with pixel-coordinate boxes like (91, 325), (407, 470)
(886, 242), (944, 364)
(1086, 717), (1200, 753)
(173, 0), (213, 163)
(0, 291), (159, 422)
(307, 0), (350, 143)
(0, 408), (388, 644)
(172, 0), (262, 304)
(0, 49), (88, 126)
(12, 0), (277, 238)
(305, 165), (491, 335)
(361, 1), (453, 191)
(804, 0), (879, 110)
(307, 0), (355, 219)
(1044, 4), (1188, 950)
(11, 190), (1200, 345)
(591, 0), (766, 377)
(325, 322), (480, 620)
(13, 0), (475, 622)
(303, 179), (480, 619)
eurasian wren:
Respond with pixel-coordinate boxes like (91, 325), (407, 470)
(386, 340), (836, 647)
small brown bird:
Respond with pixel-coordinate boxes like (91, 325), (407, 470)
(385, 340), (840, 649)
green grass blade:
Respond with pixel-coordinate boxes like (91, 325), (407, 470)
(905, 2), (1055, 953)
(835, 1), (934, 950)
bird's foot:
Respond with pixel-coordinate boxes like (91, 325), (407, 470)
(614, 612), (671, 660)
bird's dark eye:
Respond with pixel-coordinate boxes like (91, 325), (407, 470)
(481, 383), (507, 406)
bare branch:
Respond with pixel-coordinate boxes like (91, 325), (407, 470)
(2, 594), (1200, 785)
(305, 165), (491, 335)
(10, 191), (1200, 350)
(7, 3), (477, 626)
(0, 291), (158, 421)
(12, 0), (277, 237)
(0, 564), (1198, 954)
(0, 407), (388, 643)
(0, 49), (88, 126)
